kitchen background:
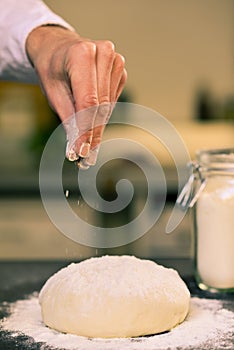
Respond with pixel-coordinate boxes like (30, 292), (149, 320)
(0, 0), (233, 260)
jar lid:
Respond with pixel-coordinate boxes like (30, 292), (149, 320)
(196, 148), (234, 171)
(177, 148), (234, 209)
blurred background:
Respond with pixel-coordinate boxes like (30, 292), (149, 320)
(0, 0), (233, 261)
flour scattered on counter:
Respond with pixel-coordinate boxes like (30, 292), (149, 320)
(1, 294), (234, 350)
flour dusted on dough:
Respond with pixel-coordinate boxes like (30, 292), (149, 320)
(39, 255), (190, 338)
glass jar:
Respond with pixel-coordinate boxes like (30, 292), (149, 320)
(178, 148), (234, 293)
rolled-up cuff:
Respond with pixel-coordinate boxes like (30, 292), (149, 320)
(0, 0), (75, 83)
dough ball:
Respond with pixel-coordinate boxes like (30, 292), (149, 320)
(39, 255), (190, 338)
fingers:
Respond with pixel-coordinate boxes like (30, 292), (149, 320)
(68, 41), (98, 158)
(88, 54), (127, 161)
(115, 67), (128, 101)
(52, 38), (126, 168)
(85, 41), (116, 164)
(110, 54), (127, 102)
(95, 40), (116, 104)
(81, 43), (126, 167)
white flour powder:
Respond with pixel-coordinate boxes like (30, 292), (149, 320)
(1, 294), (234, 350)
(196, 176), (234, 290)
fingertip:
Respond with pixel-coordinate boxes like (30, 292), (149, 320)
(76, 157), (90, 170)
(77, 145), (100, 169)
(79, 142), (91, 158)
(86, 146), (100, 166)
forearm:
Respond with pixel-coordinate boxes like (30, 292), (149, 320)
(0, 0), (74, 83)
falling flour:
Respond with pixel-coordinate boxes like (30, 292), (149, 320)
(1, 294), (234, 350)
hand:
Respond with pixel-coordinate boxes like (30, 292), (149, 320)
(26, 25), (127, 168)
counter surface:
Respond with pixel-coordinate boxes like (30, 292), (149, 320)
(0, 259), (233, 350)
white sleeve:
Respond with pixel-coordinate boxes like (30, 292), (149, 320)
(0, 0), (74, 83)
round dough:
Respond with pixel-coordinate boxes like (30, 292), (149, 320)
(39, 255), (190, 338)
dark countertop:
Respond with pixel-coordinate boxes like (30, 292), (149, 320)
(0, 259), (233, 350)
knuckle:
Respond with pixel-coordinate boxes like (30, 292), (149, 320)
(92, 129), (104, 147)
(92, 136), (102, 148)
(81, 93), (99, 109)
(98, 40), (115, 53)
(98, 102), (111, 119)
(71, 41), (96, 58)
(99, 95), (110, 104)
